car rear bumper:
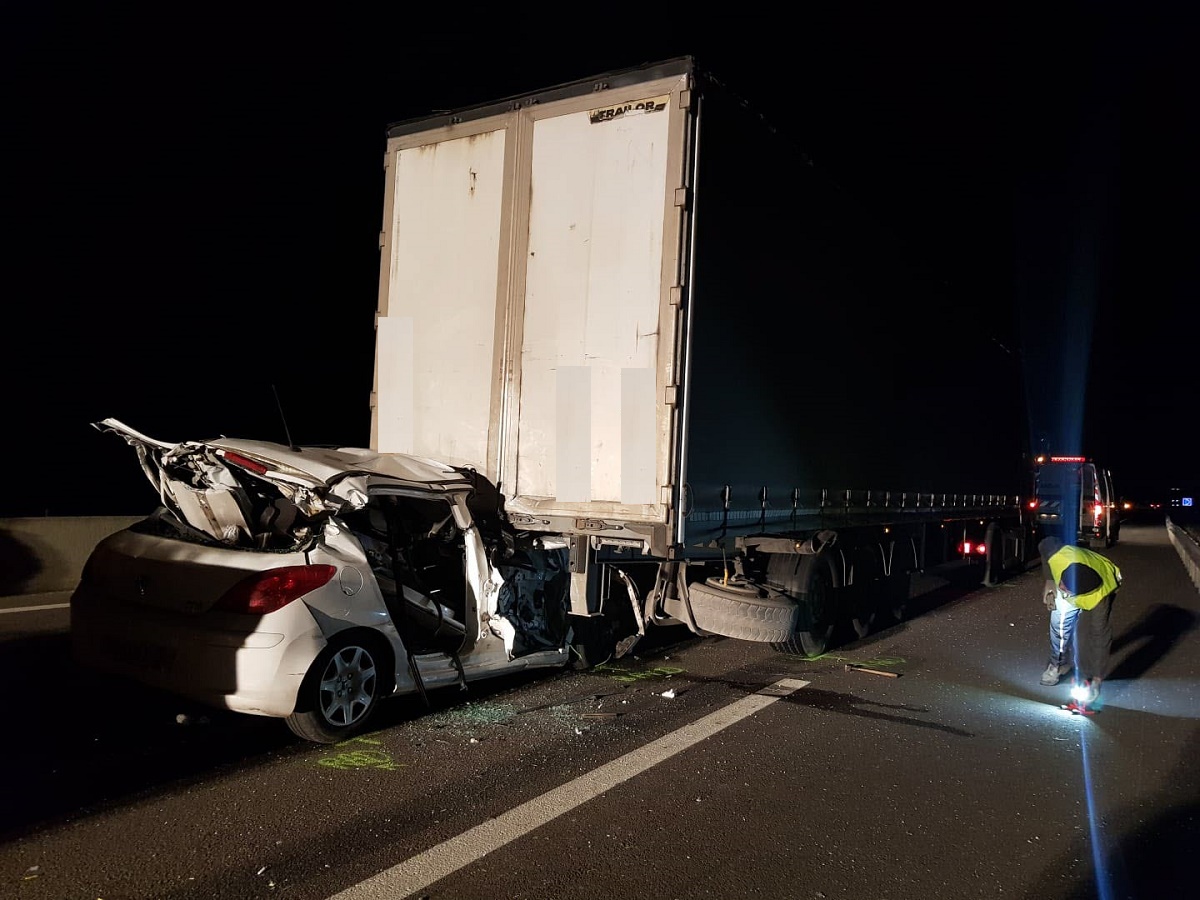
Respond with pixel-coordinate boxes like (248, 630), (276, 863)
(70, 586), (324, 718)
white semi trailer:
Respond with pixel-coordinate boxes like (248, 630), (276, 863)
(370, 55), (1030, 661)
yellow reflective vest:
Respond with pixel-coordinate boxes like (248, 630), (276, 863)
(1046, 545), (1122, 611)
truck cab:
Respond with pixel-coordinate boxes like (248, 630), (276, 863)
(1029, 455), (1120, 548)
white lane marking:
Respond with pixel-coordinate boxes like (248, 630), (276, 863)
(0, 603), (70, 615)
(328, 677), (810, 900)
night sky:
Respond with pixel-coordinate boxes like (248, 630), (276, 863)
(4, 5), (1195, 516)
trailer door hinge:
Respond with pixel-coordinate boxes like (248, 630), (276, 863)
(674, 187), (689, 209)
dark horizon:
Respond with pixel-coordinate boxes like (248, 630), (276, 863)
(3, 7), (1195, 516)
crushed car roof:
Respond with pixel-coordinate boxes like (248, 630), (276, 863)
(95, 418), (472, 489)
(208, 438), (472, 488)
(93, 418), (479, 545)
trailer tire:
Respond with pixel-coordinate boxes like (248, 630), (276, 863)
(772, 553), (839, 657)
(686, 580), (798, 643)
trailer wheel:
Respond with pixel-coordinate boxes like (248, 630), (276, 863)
(772, 554), (838, 657)
(686, 579), (798, 643)
(847, 547), (883, 639)
(888, 574), (911, 622)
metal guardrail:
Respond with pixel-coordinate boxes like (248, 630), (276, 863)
(1166, 517), (1200, 595)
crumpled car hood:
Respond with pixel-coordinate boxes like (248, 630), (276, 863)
(93, 418), (469, 548)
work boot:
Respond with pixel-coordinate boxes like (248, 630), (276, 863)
(1063, 678), (1101, 715)
(1040, 661), (1071, 686)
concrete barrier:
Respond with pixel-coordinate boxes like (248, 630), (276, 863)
(0, 516), (142, 598)
(1166, 517), (1200, 596)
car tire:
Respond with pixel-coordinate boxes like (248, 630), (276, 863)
(286, 633), (386, 744)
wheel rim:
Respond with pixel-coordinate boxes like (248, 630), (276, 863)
(318, 645), (378, 728)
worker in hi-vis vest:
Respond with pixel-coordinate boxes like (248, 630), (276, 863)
(1037, 535), (1122, 713)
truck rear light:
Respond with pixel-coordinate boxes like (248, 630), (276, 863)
(1027, 499), (1039, 510)
(958, 541), (988, 557)
(215, 565), (337, 615)
(1093, 502), (1104, 520)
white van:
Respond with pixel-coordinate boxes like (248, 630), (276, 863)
(1030, 456), (1121, 548)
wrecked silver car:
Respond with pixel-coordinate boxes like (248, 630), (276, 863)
(70, 419), (578, 743)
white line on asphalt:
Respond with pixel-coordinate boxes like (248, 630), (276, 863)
(327, 677), (810, 900)
(0, 603), (69, 615)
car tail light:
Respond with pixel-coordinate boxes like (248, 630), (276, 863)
(215, 565), (337, 615)
(220, 450), (270, 475)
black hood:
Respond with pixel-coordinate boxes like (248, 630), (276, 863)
(1038, 536), (1064, 560)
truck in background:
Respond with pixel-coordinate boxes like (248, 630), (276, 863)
(1029, 455), (1120, 548)
(370, 55), (1031, 661)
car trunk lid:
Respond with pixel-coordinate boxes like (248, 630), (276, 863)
(78, 523), (311, 615)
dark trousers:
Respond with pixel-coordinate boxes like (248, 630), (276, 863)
(1074, 591), (1115, 684)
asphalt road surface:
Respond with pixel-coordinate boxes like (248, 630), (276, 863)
(3, 521), (1197, 899)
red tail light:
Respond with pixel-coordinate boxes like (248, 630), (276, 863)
(215, 565), (337, 615)
(1027, 499), (1039, 510)
(221, 450), (270, 475)
(1093, 502), (1104, 520)
(976, 543), (987, 555)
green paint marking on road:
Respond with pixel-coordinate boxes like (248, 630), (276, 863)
(316, 734), (404, 770)
(594, 664), (685, 684)
(853, 656), (906, 668)
(318, 749), (405, 771)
